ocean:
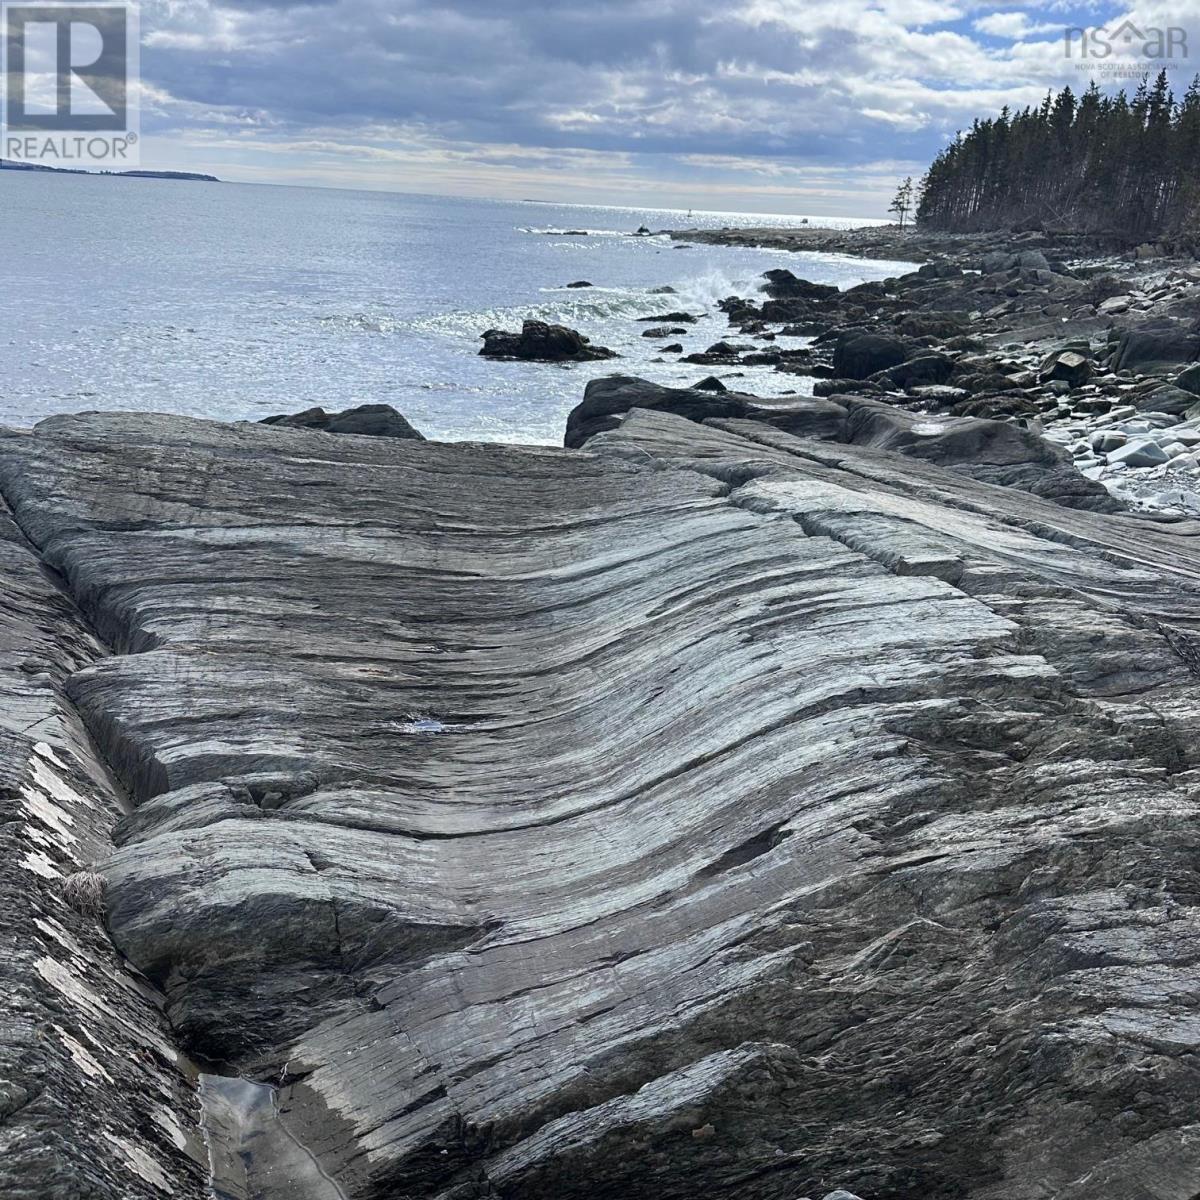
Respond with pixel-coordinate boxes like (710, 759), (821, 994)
(1, 174), (913, 443)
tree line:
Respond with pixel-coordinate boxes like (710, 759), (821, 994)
(915, 73), (1200, 241)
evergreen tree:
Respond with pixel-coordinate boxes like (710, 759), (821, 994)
(889, 177), (915, 230)
(916, 77), (1200, 238)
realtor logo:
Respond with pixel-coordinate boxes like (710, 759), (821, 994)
(1064, 21), (1188, 64)
(1, 3), (139, 165)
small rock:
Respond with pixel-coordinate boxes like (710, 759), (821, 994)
(1106, 440), (1171, 468)
(1039, 349), (1092, 389)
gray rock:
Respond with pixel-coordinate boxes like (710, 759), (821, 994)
(1135, 386), (1198, 417)
(1106, 439), (1171, 467)
(1, 405), (1199, 1198)
(1174, 363), (1200, 395)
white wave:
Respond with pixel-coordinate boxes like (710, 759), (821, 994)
(668, 267), (757, 310)
(517, 226), (630, 238)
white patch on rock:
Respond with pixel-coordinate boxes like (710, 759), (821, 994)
(54, 1025), (113, 1082)
(21, 849), (61, 879)
(102, 1132), (172, 1193)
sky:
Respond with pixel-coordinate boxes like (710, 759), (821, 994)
(71, 0), (1200, 214)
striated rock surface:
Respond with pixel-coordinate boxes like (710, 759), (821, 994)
(0, 408), (1199, 1199)
(0, 443), (206, 1200)
(569, 376), (1120, 513)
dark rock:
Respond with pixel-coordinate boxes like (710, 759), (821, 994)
(832, 333), (912, 380)
(648, 285), (677, 294)
(637, 312), (699, 324)
(760, 269), (839, 301)
(1135, 385), (1198, 416)
(262, 403), (425, 440)
(1174, 363), (1200, 395)
(566, 281), (593, 289)
(692, 376), (728, 392)
(1109, 322), (1200, 373)
(1039, 349), (1093, 389)
(565, 375), (847, 447)
(641, 327), (687, 339)
(879, 353), (955, 390)
(663, 343), (684, 354)
(896, 312), (970, 339)
(480, 320), (617, 362)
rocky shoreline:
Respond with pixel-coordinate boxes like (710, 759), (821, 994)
(4, 226), (1200, 1200)
(659, 224), (1200, 517)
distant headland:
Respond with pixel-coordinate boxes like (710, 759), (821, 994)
(0, 159), (219, 182)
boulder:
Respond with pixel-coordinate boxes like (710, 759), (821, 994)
(1135, 386), (1197, 416)
(1174, 363), (1200, 395)
(565, 280), (593, 289)
(636, 312), (699, 324)
(832, 333), (912, 380)
(1109, 322), (1200, 373)
(879, 353), (955, 390)
(1107, 440), (1171, 468)
(1039, 349), (1093, 389)
(261, 403), (425, 439)
(480, 320), (617, 362)
(760, 269), (839, 301)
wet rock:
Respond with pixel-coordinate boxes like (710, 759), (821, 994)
(637, 312), (699, 324)
(480, 320), (617, 362)
(641, 327), (688, 339)
(262, 404), (425, 440)
(565, 281), (593, 289)
(760, 269), (840, 301)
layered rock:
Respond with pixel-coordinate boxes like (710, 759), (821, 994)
(0, 409), (1199, 1199)
(0, 448), (206, 1200)
(569, 377), (1120, 513)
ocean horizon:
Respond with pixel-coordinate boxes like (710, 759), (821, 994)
(1, 171), (910, 443)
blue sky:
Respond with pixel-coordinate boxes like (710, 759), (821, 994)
(125, 0), (1197, 216)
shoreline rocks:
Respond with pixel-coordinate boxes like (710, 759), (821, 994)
(480, 319), (617, 362)
(261, 403), (425, 439)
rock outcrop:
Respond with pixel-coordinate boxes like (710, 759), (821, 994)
(568, 377), (1120, 512)
(262, 403), (425, 439)
(480, 320), (616, 362)
(1, 408), (1200, 1199)
(0, 451), (206, 1200)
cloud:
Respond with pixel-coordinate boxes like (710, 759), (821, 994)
(129, 0), (1170, 215)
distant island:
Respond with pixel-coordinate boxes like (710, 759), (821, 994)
(0, 159), (219, 182)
